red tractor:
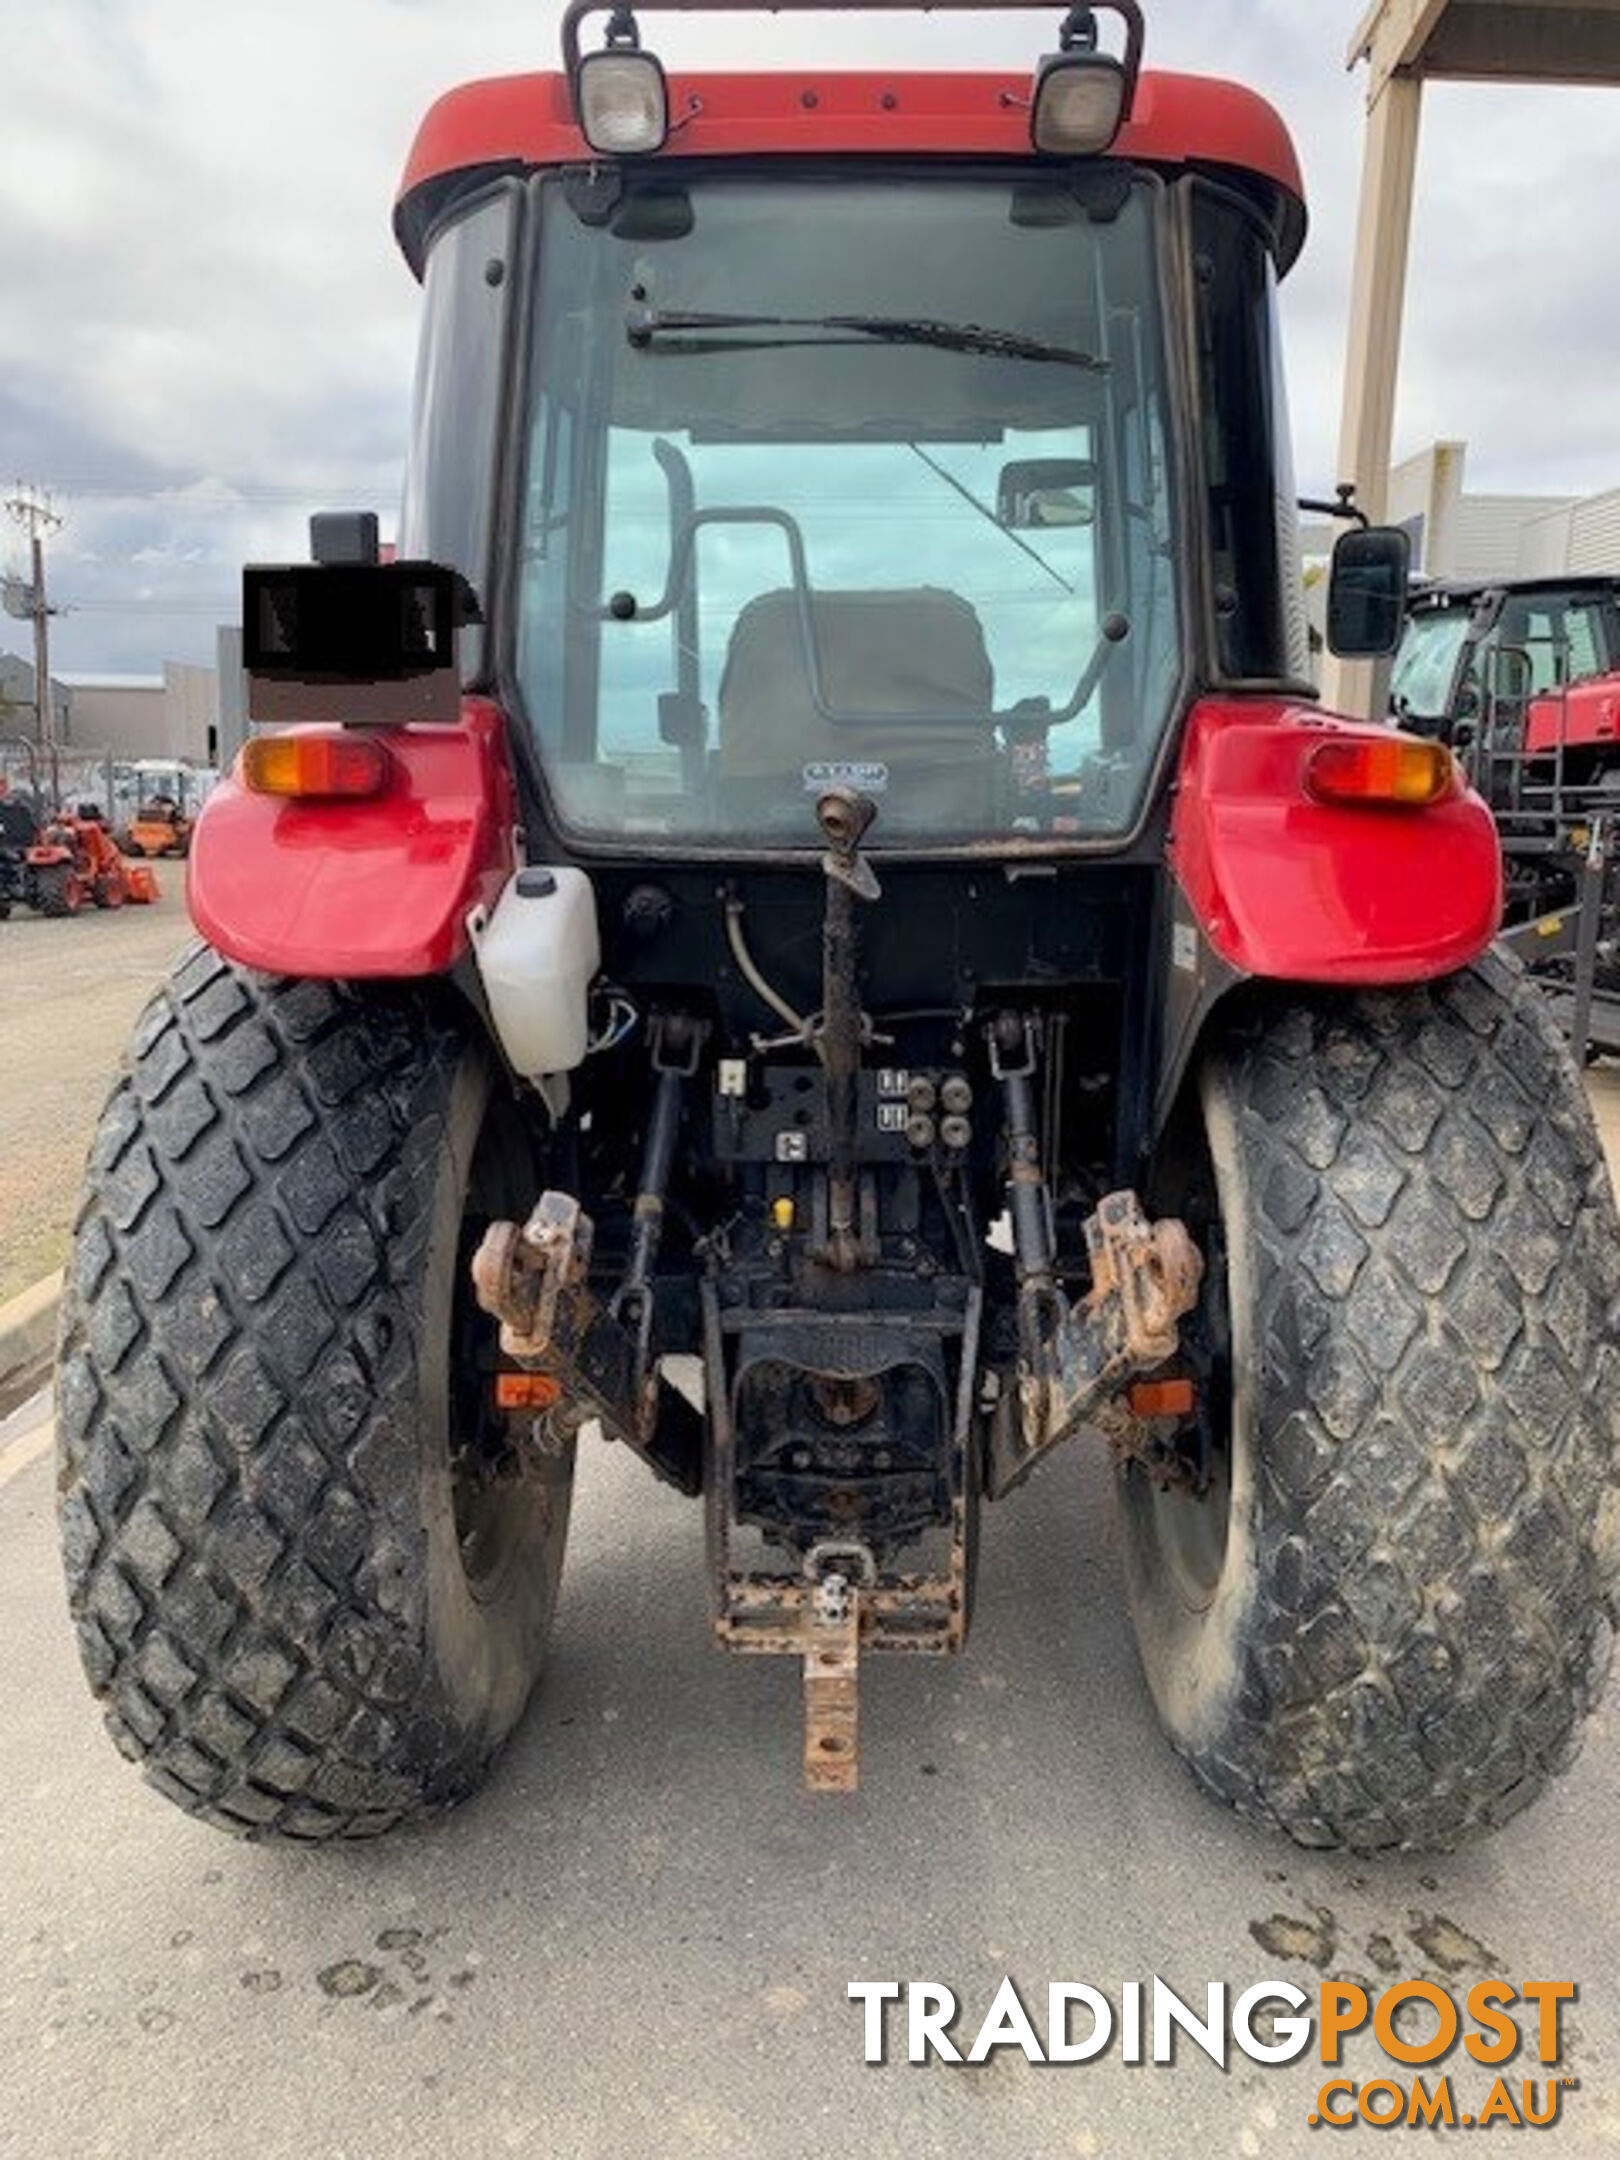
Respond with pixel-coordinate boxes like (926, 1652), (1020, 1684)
(1394, 576), (1620, 1052)
(57, 0), (1619, 1851)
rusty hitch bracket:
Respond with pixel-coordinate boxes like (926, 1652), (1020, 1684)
(987, 1013), (1203, 1499)
(802, 1551), (868, 1792)
(472, 1189), (704, 1498)
(703, 1277), (982, 1791)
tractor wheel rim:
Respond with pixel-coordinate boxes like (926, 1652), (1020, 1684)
(1139, 1114), (1237, 1615)
(1141, 1435), (1231, 1612)
(447, 1098), (544, 1602)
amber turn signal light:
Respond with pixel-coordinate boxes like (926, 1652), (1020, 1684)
(1305, 734), (1459, 809)
(241, 732), (391, 799)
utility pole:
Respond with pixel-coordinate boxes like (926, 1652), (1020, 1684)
(4, 485), (64, 747)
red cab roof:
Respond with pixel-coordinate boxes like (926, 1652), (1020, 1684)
(396, 68), (1305, 274)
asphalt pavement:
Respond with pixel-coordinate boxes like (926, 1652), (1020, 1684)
(3, 1357), (1620, 2159)
(1, 976), (1616, 2159)
(0, 879), (193, 1301)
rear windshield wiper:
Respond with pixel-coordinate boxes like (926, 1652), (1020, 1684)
(625, 305), (1108, 371)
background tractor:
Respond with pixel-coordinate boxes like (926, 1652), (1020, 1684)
(0, 760), (43, 920)
(119, 795), (192, 861)
(115, 760), (210, 859)
(55, 0), (1620, 1852)
(12, 801), (153, 917)
(1393, 576), (1620, 1055)
(1, 740), (157, 917)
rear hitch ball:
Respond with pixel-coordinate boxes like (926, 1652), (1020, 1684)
(801, 1543), (873, 1795)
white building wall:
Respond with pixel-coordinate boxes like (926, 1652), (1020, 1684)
(162, 662), (219, 765)
(0, 651), (71, 739)
(1388, 441), (1468, 574)
(63, 670), (218, 762)
(1451, 494), (1575, 581)
(1389, 442), (1620, 583)
(61, 680), (165, 757)
(1516, 504), (1577, 576)
(1564, 488), (1620, 572)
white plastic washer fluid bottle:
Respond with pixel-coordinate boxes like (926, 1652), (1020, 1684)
(473, 866), (601, 1079)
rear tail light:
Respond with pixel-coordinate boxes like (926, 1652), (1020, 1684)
(1306, 735), (1459, 810)
(241, 732), (391, 800)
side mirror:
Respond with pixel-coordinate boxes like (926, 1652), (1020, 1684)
(1326, 526), (1411, 659)
(997, 457), (1096, 531)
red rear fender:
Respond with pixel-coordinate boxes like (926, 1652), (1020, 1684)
(188, 699), (519, 979)
(1168, 699), (1503, 984)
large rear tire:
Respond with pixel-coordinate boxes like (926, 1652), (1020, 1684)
(57, 946), (575, 1839)
(1123, 957), (1620, 1851)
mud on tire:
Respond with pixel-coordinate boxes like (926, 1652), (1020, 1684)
(57, 945), (574, 1839)
(1123, 955), (1620, 1852)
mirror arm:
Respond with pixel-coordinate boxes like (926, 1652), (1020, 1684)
(1299, 489), (1370, 533)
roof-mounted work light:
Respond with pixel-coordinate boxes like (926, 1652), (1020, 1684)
(1030, 1), (1144, 156)
(560, 0), (1147, 160)
(574, 6), (670, 155)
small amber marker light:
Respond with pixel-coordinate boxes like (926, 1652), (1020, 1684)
(241, 732), (391, 799)
(1129, 1378), (1196, 1421)
(495, 1372), (563, 1412)
(1306, 734), (1458, 809)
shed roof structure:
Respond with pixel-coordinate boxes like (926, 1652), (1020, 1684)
(1351, 0), (1620, 93)
(1323, 0), (1620, 716)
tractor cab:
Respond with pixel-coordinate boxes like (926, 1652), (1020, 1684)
(389, 0), (1320, 859)
(1393, 575), (1620, 751)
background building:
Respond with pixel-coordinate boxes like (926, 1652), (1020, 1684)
(1385, 441), (1620, 584)
(0, 653), (70, 741)
(57, 662), (219, 764)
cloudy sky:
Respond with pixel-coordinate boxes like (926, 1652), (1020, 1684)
(3, 0), (1617, 677)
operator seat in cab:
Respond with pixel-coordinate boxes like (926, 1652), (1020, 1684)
(715, 585), (998, 830)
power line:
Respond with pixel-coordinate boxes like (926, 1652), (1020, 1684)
(45, 479), (399, 509)
(60, 599), (239, 616)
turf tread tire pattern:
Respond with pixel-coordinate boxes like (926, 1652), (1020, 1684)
(56, 945), (559, 1841)
(1126, 956), (1620, 1851)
